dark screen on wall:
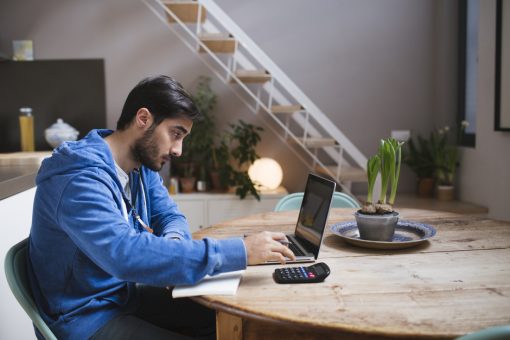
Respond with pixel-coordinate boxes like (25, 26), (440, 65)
(0, 59), (106, 152)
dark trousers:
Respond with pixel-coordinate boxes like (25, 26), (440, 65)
(91, 285), (216, 340)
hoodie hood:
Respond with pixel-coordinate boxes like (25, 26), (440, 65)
(37, 129), (119, 187)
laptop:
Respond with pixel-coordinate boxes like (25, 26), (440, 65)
(266, 173), (336, 264)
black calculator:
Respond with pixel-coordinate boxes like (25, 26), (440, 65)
(273, 262), (330, 284)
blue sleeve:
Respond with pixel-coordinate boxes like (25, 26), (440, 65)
(57, 170), (247, 286)
(143, 169), (190, 240)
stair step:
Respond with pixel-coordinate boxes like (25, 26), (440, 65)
(199, 33), (236, 53)
(316, 165), (367, 182)
(165, 1), (206, 23)
(231, 70), (272, 83)
(271, 105), (302, 114)
(296, 137), (338, 147)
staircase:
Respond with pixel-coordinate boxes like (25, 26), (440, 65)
(142, 0), (367, 193)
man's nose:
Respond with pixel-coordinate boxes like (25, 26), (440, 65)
(170, 141), (182, 157)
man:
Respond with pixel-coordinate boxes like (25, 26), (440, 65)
(28, 75), (295, 339)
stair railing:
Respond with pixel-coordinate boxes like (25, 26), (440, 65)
(142, 0), (367, 192)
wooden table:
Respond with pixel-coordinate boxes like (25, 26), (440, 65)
(192, 208), (510, 340)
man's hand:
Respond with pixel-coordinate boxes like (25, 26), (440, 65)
(243, 231), (296, 265)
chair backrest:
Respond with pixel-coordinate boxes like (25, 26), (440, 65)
(274, 192), (360, 212)
(4, 238), (57, 340)
(456, 325), (510, 340)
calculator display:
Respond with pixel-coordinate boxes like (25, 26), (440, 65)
(315, 266), (325, 275)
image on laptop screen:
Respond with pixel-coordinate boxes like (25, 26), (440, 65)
(295, 175), (335, 248)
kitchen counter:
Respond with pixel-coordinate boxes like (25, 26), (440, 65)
(0, 152), (51, 200)
(0, 164), (40, 200)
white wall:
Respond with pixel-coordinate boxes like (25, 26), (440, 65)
(215, 0), (459, 194)
(459, 0), (510, 221)
(0, 0), (459, 194)
(0, 188), (37, 340)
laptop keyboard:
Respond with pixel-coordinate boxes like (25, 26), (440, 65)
(288, 241), (306, 256)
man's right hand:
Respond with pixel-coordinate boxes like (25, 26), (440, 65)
(243, 231), (296, 265)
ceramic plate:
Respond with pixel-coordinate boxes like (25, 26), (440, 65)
(330, 220), (437, 250)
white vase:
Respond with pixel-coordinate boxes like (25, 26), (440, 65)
(45, 118), (79, 149)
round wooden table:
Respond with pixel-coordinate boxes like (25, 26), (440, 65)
(192, 208), (510, 340)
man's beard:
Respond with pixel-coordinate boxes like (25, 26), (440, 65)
(132, 125), (165, 171)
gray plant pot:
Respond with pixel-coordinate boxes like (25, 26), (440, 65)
(354, 211), (400, 241)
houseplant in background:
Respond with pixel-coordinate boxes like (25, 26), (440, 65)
(356, 138), (404, 241)
(172, 76), (217, 192)
(431, 121), (468, 201)
(171, 76), (264, 200)
(404, 121), (468, 200)
(211, 120), (264, 200)
(178, 163), (196, 193)
(403, 133), (436, 197)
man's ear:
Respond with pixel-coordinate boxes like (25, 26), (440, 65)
(135, 108), (153, 129)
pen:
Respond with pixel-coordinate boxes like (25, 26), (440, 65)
(135, 214), (154, 234)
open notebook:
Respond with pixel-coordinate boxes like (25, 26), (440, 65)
(172, 270), (245, 298)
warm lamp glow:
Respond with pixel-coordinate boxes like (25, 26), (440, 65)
(248, 158), (283, 190)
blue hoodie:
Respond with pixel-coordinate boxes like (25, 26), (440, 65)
(27, 129), (246, 339)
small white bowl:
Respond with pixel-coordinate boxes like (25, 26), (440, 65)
(45, 118), (79, 148)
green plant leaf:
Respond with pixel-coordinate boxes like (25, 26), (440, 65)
(366, 155), (380, 203)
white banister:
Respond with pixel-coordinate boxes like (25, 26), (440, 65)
(198, 0), (366, 170)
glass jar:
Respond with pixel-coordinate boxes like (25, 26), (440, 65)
(19, 107), (35, 152)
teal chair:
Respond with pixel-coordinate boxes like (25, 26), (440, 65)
(4, 238), (57, 340)
(274, 191), (360, 212)
(456, 325), (510, 340)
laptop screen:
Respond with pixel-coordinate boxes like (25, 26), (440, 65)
(294, 174), (336, 254)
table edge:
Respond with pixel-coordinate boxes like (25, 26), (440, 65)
(191, 296), (457, 339)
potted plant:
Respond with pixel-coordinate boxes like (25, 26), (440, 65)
(172, 76), (216, 191)
(210, 139), (230, 191)
(171, 76), (264, 200)
(430, 122), (468, 201)
(211, 120), (264, 200)
(179, 164), (196, 193)
(404, 134), (436, 197)
(403, 121), (468, 201)
(356, 138), (404, 241)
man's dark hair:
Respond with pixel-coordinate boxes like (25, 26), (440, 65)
(116, 75), (201, 130)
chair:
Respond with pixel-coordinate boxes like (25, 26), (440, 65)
(4, 238), (57, 340)
(274, 192), (360, 212)
(456, 325), (510, 340)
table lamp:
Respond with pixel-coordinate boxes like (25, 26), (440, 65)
(248, 157), (283, 191)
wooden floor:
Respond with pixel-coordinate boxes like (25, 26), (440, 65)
(386, 194), (488, 216)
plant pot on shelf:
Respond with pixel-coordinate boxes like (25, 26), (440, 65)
(209, 170), (228, 192)
(437, 185), (454, 201)
(210, 171), (220, 189)
(354, 211), (400, 242)
(417, 177), (435, 198)
(180, 177), (196, 193)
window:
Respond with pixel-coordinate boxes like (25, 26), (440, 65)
(458, 0), (478, 146)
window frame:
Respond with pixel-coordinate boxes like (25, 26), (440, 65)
(458, 0), (477, 147)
